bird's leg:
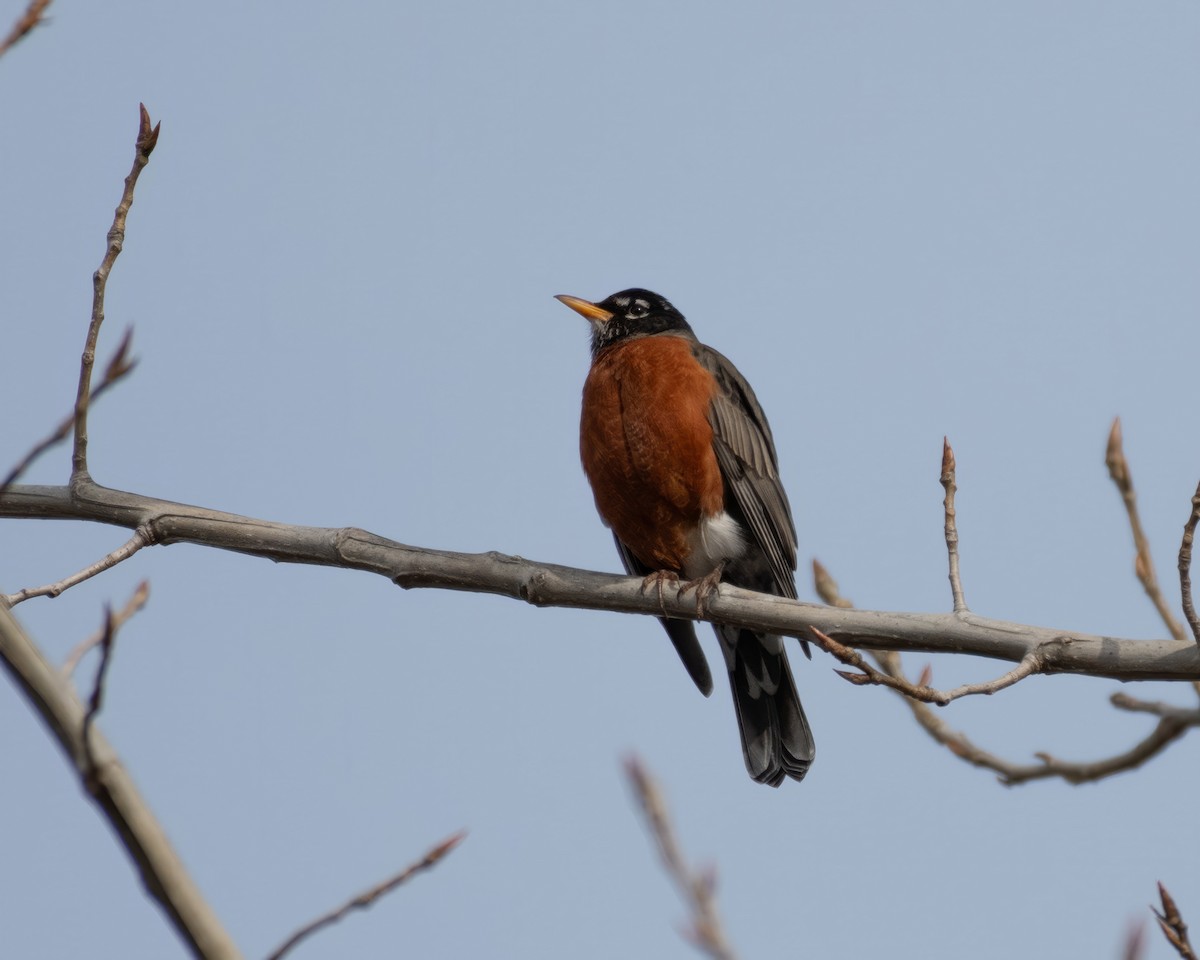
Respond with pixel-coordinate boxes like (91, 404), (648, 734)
(639, 570), (682, 616)
(677, 561), (726, 617)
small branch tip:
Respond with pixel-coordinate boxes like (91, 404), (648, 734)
(137, 104), (161, 155)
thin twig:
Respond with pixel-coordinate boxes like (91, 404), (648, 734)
(812, 558), (853, 608)
(1106, 418), (1189, 644)
(886, 654), (1192, 785)
(3, 524), (150, 608)
(1123, 919), (1147, 960)
(72, 104), (159, 484)
(1015, 719), (1192, 785)
(1179, 480), (1200, 646)
(923, 655), (1043, 703)
(62, 579), (149, 678)
(624, 756), (737, 960)
(808, 626), (1043, 706)
(0, 0), (51, 58)
(1110, 692), (1200, 723)
(1153, 881), (1197, 960)
(0, 329), (136, 497)
(80, 605), (119, 781)
(265, 832), (466, 960)
(940, 437), (968, 613)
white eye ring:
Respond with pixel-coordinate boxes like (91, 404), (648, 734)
(628, 300), (650, 319)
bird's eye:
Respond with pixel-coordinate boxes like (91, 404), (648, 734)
(628, 300), (650, 319)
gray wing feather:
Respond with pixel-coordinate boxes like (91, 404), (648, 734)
(696, 344), (798, 599)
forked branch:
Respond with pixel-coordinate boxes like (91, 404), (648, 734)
(1153, 882), (1197, 960)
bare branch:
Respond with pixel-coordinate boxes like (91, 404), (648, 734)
(62, 579), (149, 678)
(940, 437), (968, 613)
(1153, 881), (1197, 960)
(1111, 692), (1200, 723)
(809, 561), (1200, 785)
(1012, 718), (1192, 785)
(2, 480), (1199, 684)
(809, 627), (1042, 705)
(0, 604), (240, 958)
(811, 558), (852, 608)
(265, 832), (466, 960)
(1106, 418), (1189, 644)
(1123, 919), (1147, 960)
(0, 0), (51, 58)
(73, 105), (159, 484)
(625, 756), (737, 960)
(4, 524), (149, 608)
(1179, 479), (1200, 646)
(874, 650), (1193, 785)
(80, 602), (119, 779)
(0, 329), (136, 497)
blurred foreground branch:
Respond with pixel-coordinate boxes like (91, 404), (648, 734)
(0, 603), (241, 959)
(1153, 882), (1197, 960)
(0, 0), (51, 58)
(625, 756), (737, 960)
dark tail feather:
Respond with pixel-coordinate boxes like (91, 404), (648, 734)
(614, 536), (714, 697)
(659, 617), (713, 696)
(721, 629), (814, 786)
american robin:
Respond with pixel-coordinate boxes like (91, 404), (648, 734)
(556, 288), (814, 786)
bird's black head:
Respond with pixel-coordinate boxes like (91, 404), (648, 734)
(555, 288), (694, 356)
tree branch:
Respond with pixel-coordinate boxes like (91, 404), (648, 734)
(62, 578), (149, 677)
(0, 602), (241, 959)
(625, 756), (737, 960)
(0, 328), (136, 498)
(3, 525), (149, 607)
(72, 105), (158, 485)
(809, 556), (1200, 785)
(810, 626), (1041, 705)
(1178, 480), (1200, 646)
(940, 437), (968, 613)
(265, 832), (466, 960)
(1106, 418), (1190, 645)
(2, 479), (1198, 683)
(871, 647), (1195, 786)
(0, 0), (51, 58)
(1154, 882), (1197, 960)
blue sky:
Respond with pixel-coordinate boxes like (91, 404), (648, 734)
(3, 3), (1199, 957)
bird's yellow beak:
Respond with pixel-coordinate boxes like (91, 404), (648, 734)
(555, 294), (614, 324)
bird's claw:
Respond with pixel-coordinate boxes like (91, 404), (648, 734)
(678, 562), (726, 617)
(640, 570), (681, 615)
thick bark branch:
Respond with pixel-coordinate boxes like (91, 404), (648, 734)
(0, 603), (241, 959)
(3, 479), (1197, 683)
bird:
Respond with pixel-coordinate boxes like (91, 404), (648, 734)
(556, 288), (814, 786)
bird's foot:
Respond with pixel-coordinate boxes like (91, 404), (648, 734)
(678, 562), (726, 617)
(640, 570), (682, 615)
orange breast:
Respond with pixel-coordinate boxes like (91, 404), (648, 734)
(580, 335), (725, 572)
